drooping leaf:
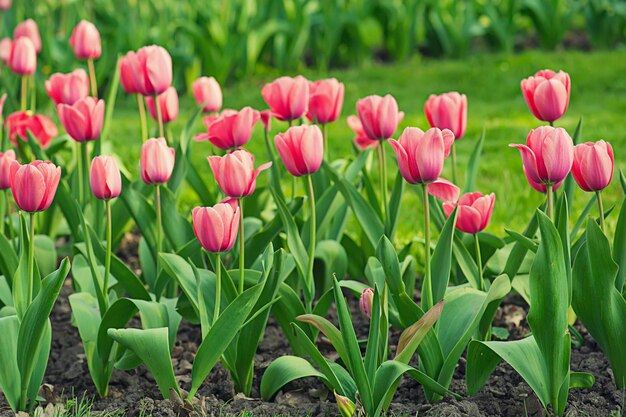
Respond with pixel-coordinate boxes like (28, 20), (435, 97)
(260, 355), (328, 401)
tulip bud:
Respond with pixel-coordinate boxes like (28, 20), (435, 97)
(572, 140), (614, 192)
(9, 36), (36, 75)
(90, 155), (122, 200)
(192, 77), (222, 113)
(69, 20), (101, 60)
(119, 51), (139, 94)
(261, 76), (309, 122)
(140, 137), (175, 185)
(274, 125), (324, 177)
(359, 288), (374, 319)
(425, 92), (467, 140)
(521, 69), (570, 123)
(10, 160), (61, 213)
(194, 107), (260, 150)
(57, 96), (105, 142)
(260, 110), (272, 132)
(307, 78), (344, 124)
(208, 149), (271, 198)
(0, 150), (16, 189)
(356, 94), (401, 140)
(0, 38), (12, 66)
(334, 392), (356, 417)
(134, 45), (172, 96)
(192, 202), (240, 253)
(145, 87), (179, 124)
(45, 69), (90, 105)
(13, 19), (41, 54)
(443, 192), (496, 234)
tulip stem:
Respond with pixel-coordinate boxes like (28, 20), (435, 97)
(214, 254), (221, 325)
(137, 94), (148, 142)
(451, 143), (458, 184)
(81, 142), (90, 207)
(103, 199), (112, 307)
(27, 212), (35, 305)
(597, 191), (606, 233)
(421, 184), (432, 310)
(305, 174), (316, 311)
(20, 76), (27, 111)
(155, 184), (162, 290)
(238, 198), (245, 294)
(377, 142), (388, 225)
(76, 142), (84, 206)
(546, 184), (554, 221)
(87, 58), (98, 98)
(155, 96), (165, 138)
(474, 233), (484, 291)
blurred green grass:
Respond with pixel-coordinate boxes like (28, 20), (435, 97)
(101, 49), (626, 244)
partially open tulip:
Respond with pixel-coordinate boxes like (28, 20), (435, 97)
(356, 94), (401, 140)
(348, 115), (378, 150)
(90, 155), (122, 200)
(307, 78), (344, 124)
(0, 150), (16, 189)
(388, 127), (455, 184)
(69, 20), (101, 60)
(261, 76), (309, 122)
(10, 160), (61, 212)
(521, 70), (570, 123)
(193, 77), (222, 113)
(274, 125), (323, 177)
(4, 111), (58, 148)
(208, 149), (271, 198)
(145, 87), (179, 124)
(428, 178), (461, 203)
(13, 19), (41, 53)
(194, 107), (259, 150)
(9, 36), (36, 75)
(443, 192), (495, 234)
(359, 288), (374, 318)
(192, 202), (240, 253)
(133, 45), (172, 96)
(510, 126), (573, 187)
(140, 137), (175, 185)
(0, 38), (12, 66)
(45, 69), (90, 105)
(572, 140), (614, 192)
(425, 92), (467, 139)
(119, 51), (139, 94)
(57, 96), (105, 142)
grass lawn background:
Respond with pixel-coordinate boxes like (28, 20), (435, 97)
(96, 49), (626, 244)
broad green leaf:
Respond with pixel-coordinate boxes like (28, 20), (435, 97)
(336, 178), (384, 248)
(385, 171), (404, 239)
(463, 129), (485, 192)
(613, 199), (626, 291)
(430, 208), (457, 305)
(297, 314), (348, 363)
(0, 315), (20, 410)
(395, 300), (443, 364)
(0, 233), (18, 286)
(504, 211), (539, 279)
(260, 355), (328, 400)
(505, 230), (538, 253)
(314, 240), (347, 294)
(119, 180), (157, 256)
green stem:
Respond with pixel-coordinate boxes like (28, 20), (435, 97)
(597, 191), (605, 233)
(20, 76), (27, 111)
(155, 94), (164, 138)
(549, 121), (554, 127)
(546, 184), (554, 221)
(422, 184), (432, 310)
(137, 94), (148, 142)
(214, 255), (221, 325)
(291, 177), (296, 201)
(451, 143), (458, 185)
(238, 198), (245, 294)
(87, 58), (98, 98)
(103, 199), (112, 308)
(377, 142), (388, 225)
(81, 142), (90, 207)
(305, 175), (316, 312)
(474, 233), (484, 291)
(27, 212), (35, 305)
(76, 142), (84, 206)
(155, 184), (162, 285)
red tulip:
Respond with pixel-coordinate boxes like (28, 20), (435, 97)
(388, 127), (455, 184)
(0, 38), (12, 66)
(306, 78), (344, 124)
(9, 36), (36, 75)
(359, 288), (374, 318)
(90, 155), (122, 200)
(0, 150), (16, 189)
(572, 140), (614, 192)
(119, 51), (139, 94)
(208, 149), (271, 198)
(260, 110), (272, 132)
(10, 160), (61, 213)
(261, 76), (309, 122)
(192, 202), (240, 253)
(510, 126), (573, 187)
(145, 87), (179, 124)
(4, 111), (58, 148)
(443, 192), (495, 234)
(133, 45), (172, 96)
(521, 70), (570, 123)
(194, 107), (259, 150)
(427, 178), (460, 203)
(140, 137), (175, 185)
(356, 94), (401, 140)
(425, 92), (467, 140)
(274, 125), (323, 177)
(69, 20), (101, 60)
(57, 96), (105, 142)
(45, 69), (90, 105)
(192, 77), (222, 113)
(13, 19), (41, 53)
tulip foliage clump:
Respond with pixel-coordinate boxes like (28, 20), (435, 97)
(0, 17), (622, 417)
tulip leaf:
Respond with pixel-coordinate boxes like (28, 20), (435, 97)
(503, 210), (539, 279)
(563, 117), (582, 209)
(430, 208), (458, 305)
(385, 171), (404, 239)
(119, 179), (158, 256)
(505, 229), (538, 253)
(613, 199), (626, 291)
(99, 56), (120, 143)
(0, 233), (18, 287)
(314, 239), (347, 293)
(0, 315), (20, 411)
(260, 355), (328, 401)
(464, 128), (485, 193)
(336, 178), (384, 249)
(160, 187), (195, 251)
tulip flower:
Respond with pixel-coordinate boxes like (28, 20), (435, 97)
(359, 287), (374, 318)
(4, 111), (58, 148)
(119, 51), (148, 140)
(13, 19), (41, 53)
(307, 78), (344, 124)
(260, 110), (272, 132)
(208, 149), (272, 198)
(510, 126), (573, 219)
(348, 115), (378, 151)
(194, 107), (259, 151)
(9, 36), (36, 111)
(145, 87), (179, 125)
(45, 69), (90, 105)
(521, 69), (570, 124)
(0, 0), (11, 10)
(427, 178), (461, 203)
(261, 76), (309, 122)
(193, 77), (222, 113)
(57, 96), (105, 142)
(70, 20), (101, 97)
(356, 94), (401, 141)
(0, 38), (12, 66)
(0, 150), (15, 190)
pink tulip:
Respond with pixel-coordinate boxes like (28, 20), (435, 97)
(260, 110), (272, 132)
(4, 111), (57, 148)
(521, 70), (570, 123)
(443, 192), (495, 234)
(0, 38), (12, 66)
(69, 20), (101, 60)
(45, 69), (90, 105)
(523, 167), (564, 194)
(0, 93), (6, 118)
(192, 202), (240, 253)
(133, 45), (172, 96)
(194, 107), (259, 150)
(348, 115), (378, 150)
(274, 125), (324, 177)
(359, 288), (374, 318)
(119, 51), (139, 94)
(306, 78), (344, 124)
(0, 0), (11, 11)
(510, 126), (573, 187)
(388, 127), (455, 184)
(9, 36), (36, 75)
(90, 155), (122, 200)
(10, 160), (61, 213)
(425, 92), (467, 139)
(57, 96), (105, 142)
(356, 95), (401, 140)
(13, 19), (41, 53)
(208, 149), (272, 198)
(261, 76), (309, 122)
(571, 140), (614, 192)
(145, 86), (179, 124)
(0, 150), (16, 189)
(140, 137), (175, 185)
(428, 178), (460, 203)
(192, 77), (222, 113)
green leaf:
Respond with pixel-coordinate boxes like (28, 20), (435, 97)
(504, 229), (538, 253)
(297, 314), (348, 363)
(336, 178), (384, 248)
(504, 211), (539, 279)
(430, 208), (457, 305)
(119, 180), (157, 256)
(464, 128), (485, 192)
(0, 233), (18, 286)
(99, 56), (121, 143)
(0, 315), (20, 411)
(563, 118), (582, 209)
(395, 300), (444, 364)
(385, 171), (404, 239)
(613, 199), (626, 291)
(260, 355), (328, 400)
(314, 240), (347, 294)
